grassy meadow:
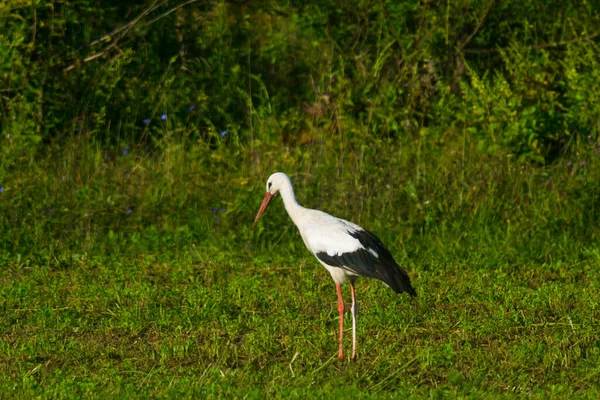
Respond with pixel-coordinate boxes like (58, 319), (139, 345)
(2, 0), (600, 398)
(1, 134), (599, 398)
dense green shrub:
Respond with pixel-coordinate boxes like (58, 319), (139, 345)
(2, 0), (599, 161)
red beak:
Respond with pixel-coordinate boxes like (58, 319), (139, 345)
(253, 192), (274, 228)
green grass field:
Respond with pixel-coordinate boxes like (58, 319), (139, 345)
(1, 135), (599, 398)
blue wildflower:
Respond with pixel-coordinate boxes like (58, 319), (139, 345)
(0, 186), (4, 193)
(142, 118), (151, 125)
(212, 207), (219, 214)
(160, 113), (167, 121)
(122, 146), (130, 156)
(214, 216), (221, 223)
(126, 208), (133, 214)
(188, 105), (195, 112)
(245, 244), (252, 249)
(220, 207), (226, 213)
(220, 130), (227, 137)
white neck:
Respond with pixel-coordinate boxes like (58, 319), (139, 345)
(278, 180), (306, 227)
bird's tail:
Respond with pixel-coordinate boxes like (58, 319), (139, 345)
(387, 266), (417, 297)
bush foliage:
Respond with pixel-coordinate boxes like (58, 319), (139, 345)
(2, 0), (599, 160)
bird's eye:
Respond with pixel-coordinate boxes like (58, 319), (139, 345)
(268, 182), (272, 191)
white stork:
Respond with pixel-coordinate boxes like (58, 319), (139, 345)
(253, 172), (416, 360)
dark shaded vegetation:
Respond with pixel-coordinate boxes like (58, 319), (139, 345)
(3, 0), (600, 159)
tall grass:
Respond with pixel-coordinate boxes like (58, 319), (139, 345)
(2, 126), (598, 265)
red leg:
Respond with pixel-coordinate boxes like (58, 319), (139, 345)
(336, 282), (344, 360)
(350, 281), (357, 360)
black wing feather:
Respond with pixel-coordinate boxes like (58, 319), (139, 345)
(316, 228), (417, 296)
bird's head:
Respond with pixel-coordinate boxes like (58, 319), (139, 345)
(252, 172), (291, 228)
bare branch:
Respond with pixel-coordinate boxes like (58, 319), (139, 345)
(64, 0), (200, 72)
(0, 88), (24, 93)
(64, 37), (122, 72)
(145, 0), (199, 27)
(87, 0), (165, 47)
(458, 0), (496, 52)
